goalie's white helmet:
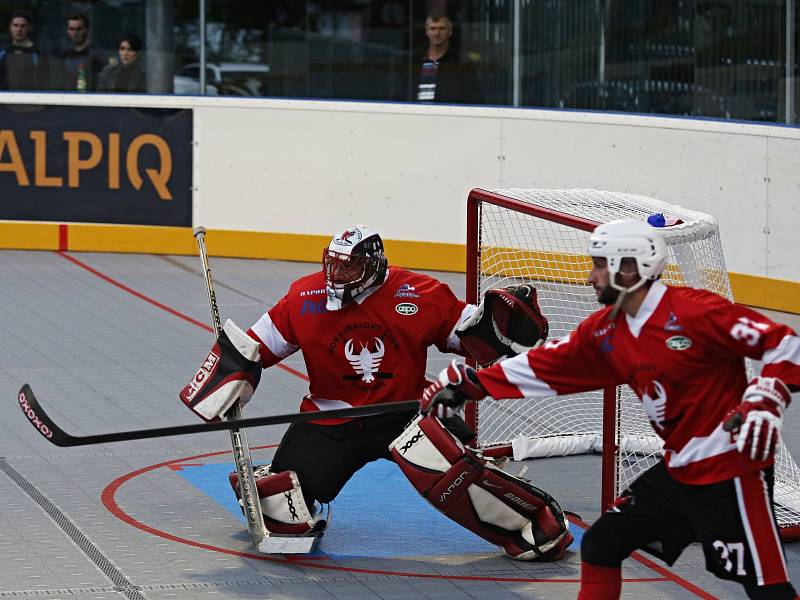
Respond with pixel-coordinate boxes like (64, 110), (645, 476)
(323, 225), (388, 311)
(587, 219), (668, 293)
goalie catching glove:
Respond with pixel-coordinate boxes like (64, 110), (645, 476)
(723, 376), (791, 462)
(421, 359), (486, 418)
(179, 319), (262, 421)
(456, 284), (548, 366)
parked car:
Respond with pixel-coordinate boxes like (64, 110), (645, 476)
(173, 75), (219, 95)
(173, 62), (270, 96)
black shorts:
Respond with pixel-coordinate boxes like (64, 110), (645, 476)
(583, 461), (790, 588)
(270, 410), (416, 504)
(270, 410), (473, 505)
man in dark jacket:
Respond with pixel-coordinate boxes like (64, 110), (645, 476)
(59, 13), (107, 92)
(0, 10), (49, 90)
(412, 11), (483, 105)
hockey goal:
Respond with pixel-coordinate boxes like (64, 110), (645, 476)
(464, 187), (800, 540)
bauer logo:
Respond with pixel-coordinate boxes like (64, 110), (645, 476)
(503, 493), (539, 512)
(666, 336), (692, 351)
(395, 303), (418, 316)
(184, 351), (219, 401)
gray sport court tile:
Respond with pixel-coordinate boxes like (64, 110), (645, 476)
(0, 249), (798, 600)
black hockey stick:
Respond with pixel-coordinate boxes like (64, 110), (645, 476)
(17, 384), (419, 447)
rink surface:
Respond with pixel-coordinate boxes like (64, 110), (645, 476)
(0, 249), (798, 600)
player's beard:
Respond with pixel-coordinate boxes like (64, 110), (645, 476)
(597, 283), (621, 305)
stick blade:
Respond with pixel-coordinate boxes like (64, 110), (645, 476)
(17, 384), (74, 447)
(256, 533), (322, 555)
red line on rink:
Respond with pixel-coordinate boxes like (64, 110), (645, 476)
(568, 517), (717, 599)
(58, 224), (68, 251)
(630, 552), (717, 599)
(55, 251), (309, 381)
(102, 445), (669, 584)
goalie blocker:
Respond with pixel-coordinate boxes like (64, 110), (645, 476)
(391, 414), (572, 561)
(179, 319), (262, 422)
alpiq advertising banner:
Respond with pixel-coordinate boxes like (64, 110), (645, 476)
(0, 104), (192, 226)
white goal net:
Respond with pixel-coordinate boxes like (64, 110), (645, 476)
(466, 187), (800, 539)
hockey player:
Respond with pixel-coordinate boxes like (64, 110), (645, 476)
(422, 219), (799, 599)
(180, 224), (572, 560)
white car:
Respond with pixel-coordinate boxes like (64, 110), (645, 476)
(173, 62), (270, 96)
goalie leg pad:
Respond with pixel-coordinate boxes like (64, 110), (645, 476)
(229, 465), (323, 535)
(390, 415), (572, 561)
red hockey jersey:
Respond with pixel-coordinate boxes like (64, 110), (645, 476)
(248, 267), (471, 424)
(477, 280), (800, 485)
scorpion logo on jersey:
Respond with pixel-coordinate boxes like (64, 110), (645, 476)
(344, 337), (385, 383)
(641, 380), (668, 431)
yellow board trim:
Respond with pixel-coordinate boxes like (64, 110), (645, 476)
(0, 221), (797, 314)
(0, 221), (61, 250)
(730, 273), (800, 315)
(67, 223), (198, 254)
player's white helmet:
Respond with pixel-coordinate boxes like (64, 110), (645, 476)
(587, 219), (668, 293)
(323, 225), (388, 311)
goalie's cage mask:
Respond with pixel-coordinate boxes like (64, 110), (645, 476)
(323, 225), (388, 311)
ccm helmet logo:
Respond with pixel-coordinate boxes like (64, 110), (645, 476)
(395, 302), (418, 316)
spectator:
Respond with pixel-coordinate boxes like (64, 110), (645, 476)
(97, 34), (145, 93)
(412, 10), (483, 104)
(0, 10), (50, 90)
(60, 13), (106, 92)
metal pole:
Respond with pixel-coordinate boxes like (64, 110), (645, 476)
(199, 0), (207, 95)
(513, 0), (521, 107)
(145, 0), (175, 93)
(600, 386), (619, 512)
(787, 0), (796, 123)
(599, 0), (608, 85)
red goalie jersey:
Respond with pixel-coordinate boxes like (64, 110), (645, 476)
(247, 268), (471, 424)
(477, 281), (800, 485)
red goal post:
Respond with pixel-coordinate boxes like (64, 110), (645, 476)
(464, 187), (800, 540)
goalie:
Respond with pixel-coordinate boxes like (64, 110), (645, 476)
(179, 224), (572, 561)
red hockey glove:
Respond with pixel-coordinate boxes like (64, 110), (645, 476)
(723, 376), (791, 461)
(420, 359), (487, 418)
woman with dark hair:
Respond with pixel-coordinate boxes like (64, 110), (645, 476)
(97, 34), (145, 93)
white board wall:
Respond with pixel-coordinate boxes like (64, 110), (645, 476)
(2, 93), (799, 281)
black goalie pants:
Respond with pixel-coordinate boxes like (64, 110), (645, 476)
(269, 409), (407, 505)
(270, 410), (473, 505)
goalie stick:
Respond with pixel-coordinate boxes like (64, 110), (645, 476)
(190, 226), (270, 552)
(193, 226), (318, 554)
(16, 383), (418, 447)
